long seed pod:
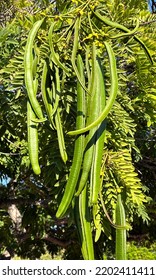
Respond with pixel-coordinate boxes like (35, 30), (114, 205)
(24, 19), (44, 119)
(54, 105), (68, 163)
(75, 42), (98, 196)
(71, 16), (89, 93)
(90, 58), (106, 204)
(53, 67), (68, 163)
(41, 60), (57, 128)
(32, 47), (39, 78)
(115, 194), (127, 260)
(56, 54), (86, 218)
(110, 19), (139, 39)
(94, 10), (134, 32)
(100, 190), (128, 230)
(48, 22), (70, 75)
(85, 45), (91, 90)
(93, 11), (153, 64)
(74, 197), (87, 258)
(78, 185), (95, 260)
(68, 41), (118, 136)
(27, 100), (41, 175)
(41, 60), (54, 126)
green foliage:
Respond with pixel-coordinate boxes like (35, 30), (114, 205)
(0, 0), (156, 260)
(127, 241), (156, 260)
(101, 148), (151, 223)
(99, 240), (156, 260)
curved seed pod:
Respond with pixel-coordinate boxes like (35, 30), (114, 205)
(71, 16), (89, 93)
(134, 35), (153, 64)
(93, 10), (133, 32)
(79, 185), (95, 260)
(110, 18), (139, 39)
(27, 100), (41, 175)
(115, 194), (127, 260)
(100, 191), (128, 230)
(68, 41), (118, 135)
(48, 22), (70, 75)
(90, 58), (106, 204)
(93, 11), (153, 64)
(24, 19), (44, 119)
(56, 54), (86, 218)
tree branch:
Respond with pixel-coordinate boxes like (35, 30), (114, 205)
(43, 234), (73, 248)
(17, 232), (73, 248)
